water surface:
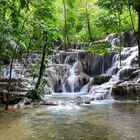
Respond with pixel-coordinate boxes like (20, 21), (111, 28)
(0, 101), (140, 140)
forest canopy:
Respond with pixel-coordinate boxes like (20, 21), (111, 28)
(0, 0), (139, 65)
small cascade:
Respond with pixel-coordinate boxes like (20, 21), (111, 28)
(89, 46), (138, 100)
(66, 64), (77, 92)
(0, 60), (25, 78)
(0, 60), (28, 102)
(0, 52), (43, 102)
(45, 52), (90, 94)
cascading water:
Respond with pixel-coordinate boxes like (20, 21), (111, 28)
(89, 46), (138, 101)
(1, 33), (138, 104)
(0, 60), (25, 78)
(43, 33), (139, 104)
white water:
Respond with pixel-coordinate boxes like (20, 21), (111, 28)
(0, 33), (138, 104)
(67, 63), (77, 92)
(42, 33), (138, 103)
(89, 45), (138, 100)
(42, 44), (138, 106)
(0, 60), (25, 78)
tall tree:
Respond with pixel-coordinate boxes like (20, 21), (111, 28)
(31, 0), (59, 97)
(1, 0), (30, 110)
(97, 0), (140, 68)
(63, 0), (69, 47)
(131, 1), (140, 67)
(62, 0), (76, 47)
(85, 0), (92, 40)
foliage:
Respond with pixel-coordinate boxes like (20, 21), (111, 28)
(84, 43), (111, 55)
(0, 0), (138, 58)
(27, 79), (47, 99)
(97, 0), (139, 31)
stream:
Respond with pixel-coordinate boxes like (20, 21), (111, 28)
(0, 101), (140, 140)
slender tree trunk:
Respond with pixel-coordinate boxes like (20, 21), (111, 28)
(5, 12), (32, 109)
(137, 10), (140, 68)
(128, 4), (135, 32)
(85, 0), (92, 41)
(63, 0), (69, 49)
(5, 48), (17, 110)
(132, 3), (140, 68)
(34, 45), (46, 94)
(118, 13), (122, 67)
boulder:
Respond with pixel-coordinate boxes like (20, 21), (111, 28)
(117, 67), (137, 80)
(93, 75), (112, 85)
(46, 65), (70, 93)
(130, 70), (140, 81)
(111, 82), (140, 100)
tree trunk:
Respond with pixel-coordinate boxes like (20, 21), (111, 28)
(133, 3), (140, 68)
(85, 0), (92, 41)
(63, 0), (69, 49)
(5, 12), (32, 109)
(128, 4), (135, 32)
(5, 48), (17, 110)
(118, 13), (122, 67)
(34, 45), (46, 94)
(138, 9), (140, 68)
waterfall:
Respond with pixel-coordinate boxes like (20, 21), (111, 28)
(66, 64), (77, 92)
(43, 45), (139, 101)
(40, 33), (139, 102)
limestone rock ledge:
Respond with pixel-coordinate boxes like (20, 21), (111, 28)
(111, 81), (140, 100)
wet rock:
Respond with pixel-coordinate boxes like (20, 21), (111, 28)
(52, 50), (115, 76)
(47, 75), (63, 93)
(79, 52), (115, 76)
(53, 52), (78, 65)
(35, 99), (59, 106)
(107, 67), (120, 75)
(73, 61), (83, 74)
(93, 75), (112, 85)
(122, 31), (137, 47)
(0, 77), (24, 83)
(137, 79), (140, 83)
(117, 67), (137, 80)
(43, 101), (58, 106)
(64, 73), (90, 92)
(44, 85), (52, 94)
(84, 100), (91, 104)
(46, 64), (70, 92)
(71, 96), (92, 105)
(72, 96), (84, 105)
(53, 77), (63, 93)
(130, 70), (140, 81)
(0, 78), (29, 102)
(111, 82), (140, 100)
